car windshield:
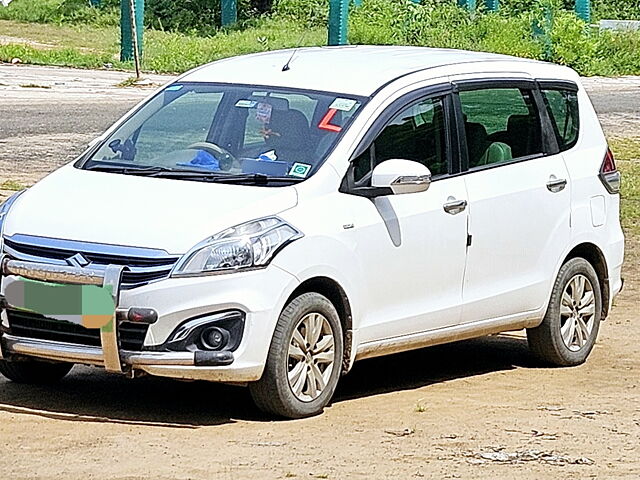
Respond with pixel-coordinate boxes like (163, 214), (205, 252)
(80, 82), (366, 183)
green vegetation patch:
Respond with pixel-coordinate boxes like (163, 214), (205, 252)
(0, 180), (26, 191)
(610, 137), (640, 236)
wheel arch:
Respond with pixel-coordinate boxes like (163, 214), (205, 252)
(285, 276), (353, 374)
(563, 242), (610, 319)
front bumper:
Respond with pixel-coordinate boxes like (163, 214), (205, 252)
(0, 256), (296, 382)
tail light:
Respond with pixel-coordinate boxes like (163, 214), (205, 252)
(599, 147), (621, 194)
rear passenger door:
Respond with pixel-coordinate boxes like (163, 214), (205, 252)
(453, 79), (571, 324)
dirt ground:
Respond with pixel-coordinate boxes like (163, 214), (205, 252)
(0, 65), (638, 479)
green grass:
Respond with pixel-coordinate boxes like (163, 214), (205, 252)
(0, 18), (324, 73)
(610, 137), (640, 236)
(0, 180), (26, 191)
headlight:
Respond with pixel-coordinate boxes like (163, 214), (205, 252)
(0, 190), (25, 245)
(172, 217), (302, 276)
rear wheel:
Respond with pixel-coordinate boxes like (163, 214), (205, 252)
(0, 359), (73, 384)
(527, 257), (602, 366)
(250, 292), (343, 418)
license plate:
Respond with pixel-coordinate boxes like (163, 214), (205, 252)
(4, 277), (115, 330)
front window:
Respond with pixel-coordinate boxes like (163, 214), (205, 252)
(81, 83), (365, 184)
(351, 95), (450, 185)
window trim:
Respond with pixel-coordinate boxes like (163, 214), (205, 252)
(340, 83), (458, 197)
(452, 78), (560, 175)
(536, 79), (579, 92)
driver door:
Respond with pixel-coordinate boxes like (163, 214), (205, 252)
(346, 91), (470, 343)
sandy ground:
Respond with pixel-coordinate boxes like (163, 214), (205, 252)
(0, 64), (638, 479)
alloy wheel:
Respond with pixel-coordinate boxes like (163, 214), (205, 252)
(560, 274), (596, 352)
(287, 312), (336, 402)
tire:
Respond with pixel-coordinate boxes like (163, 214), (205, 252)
(527, 257), (602, 366)
(0, 359), (73, 384)
(250, 292), (344, 419)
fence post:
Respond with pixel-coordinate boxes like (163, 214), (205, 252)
(485, 0), (499, 12)
(120, 0), (144, 62)
(533, 4), (554, 61)
(328, 0), (349, 46)
(457, 0), (476, 11)
(575, 0), (590, 22)
(221, 0), (238, 26)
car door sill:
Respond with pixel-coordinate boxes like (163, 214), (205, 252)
(355, 311), (541, 361)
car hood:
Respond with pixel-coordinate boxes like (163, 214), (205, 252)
(3, 164), (299, 254)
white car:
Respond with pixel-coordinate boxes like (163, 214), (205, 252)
(0, 46), (624, 418)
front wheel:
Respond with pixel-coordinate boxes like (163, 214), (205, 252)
(0, 359), (73, 384)
(527, 257), (602, 366)
(250, 292), (343, 419)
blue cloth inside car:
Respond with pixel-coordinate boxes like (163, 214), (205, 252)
(177, 149), (220, 170)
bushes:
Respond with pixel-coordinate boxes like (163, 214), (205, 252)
(350, 0), (543, 59)
(274, 0), (327, 27)
(143, 0), (252, 34)
(0, 0), (118, 26)
(593, 0), (640, 21)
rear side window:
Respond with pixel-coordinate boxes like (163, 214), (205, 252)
(541, 89), (579, 152)
(459, 87), (543, 168)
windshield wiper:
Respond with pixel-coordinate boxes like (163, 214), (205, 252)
(85, 164), (304, 184)
(85, 164), (185, 175)
(203, 173), (305, 184)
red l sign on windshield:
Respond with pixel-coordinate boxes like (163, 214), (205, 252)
(318, 109), (342, 132)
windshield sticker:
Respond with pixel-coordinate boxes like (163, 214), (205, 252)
(165, 84), (184, 91)
(235, 99), (257, 108)
(289, 162), (312, 178)
(256, 102), (273, 123)
(330, 98), (357, 112)
(318, 109), (342, 132)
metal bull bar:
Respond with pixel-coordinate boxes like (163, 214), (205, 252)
(0, 255), (126, 372)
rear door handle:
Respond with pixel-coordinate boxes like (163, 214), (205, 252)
(546, 178), (567, 193)
(443, 199), (467, 215)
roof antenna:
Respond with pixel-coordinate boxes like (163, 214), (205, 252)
(282, 33), (306, 72)
(282, 49), (297, 72)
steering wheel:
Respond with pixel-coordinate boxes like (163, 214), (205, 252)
(186, 142), (236, 171)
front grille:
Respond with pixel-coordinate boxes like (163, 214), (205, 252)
(3, 235), (180, 289)
(7, 309), (149, 351)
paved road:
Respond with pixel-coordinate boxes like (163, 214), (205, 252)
(2, 65), (640, 138)
(0, 64), (639, 189)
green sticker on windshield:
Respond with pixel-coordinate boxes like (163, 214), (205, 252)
(289, 163), (311, 178)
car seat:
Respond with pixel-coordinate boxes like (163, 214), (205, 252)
(477, 142), (512, 166)
(465, 122), (489, 167)
(265, 109), (311, 163)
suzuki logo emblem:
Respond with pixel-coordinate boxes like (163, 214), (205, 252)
(66, 253), (90, 268)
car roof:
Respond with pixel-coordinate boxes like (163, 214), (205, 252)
(180, 45), (557, 96)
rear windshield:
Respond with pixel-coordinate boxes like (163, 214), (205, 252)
(81, 83), (366, 182)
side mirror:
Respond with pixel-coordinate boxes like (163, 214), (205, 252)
(372, 159), (431, 195)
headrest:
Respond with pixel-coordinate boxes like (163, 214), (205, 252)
(266, 109), (311, 152)
(507, 114), (533, 132)
(465, 122), (488, 144)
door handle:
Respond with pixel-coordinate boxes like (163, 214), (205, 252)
(443, 199), (467, 215)
(546, 177), (567, 193)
